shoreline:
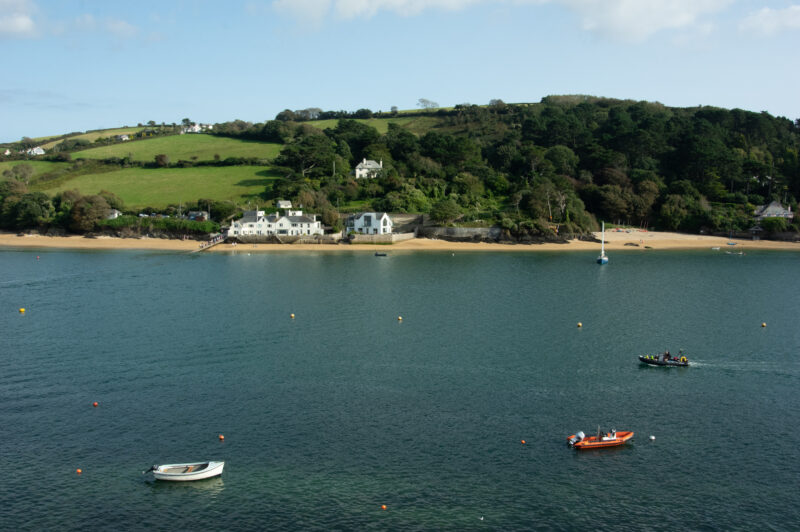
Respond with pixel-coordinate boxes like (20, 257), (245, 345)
(1, 231), (799, 252)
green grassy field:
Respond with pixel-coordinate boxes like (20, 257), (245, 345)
(72, 134), (282, 162)
(38, 165), (280, 209)
(308, 116), (443, 135)
(0, 160), (72, 178)
(39, 128), (147, 150)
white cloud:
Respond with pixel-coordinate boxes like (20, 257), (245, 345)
(558, 0), (732, 42)
(0, 0), (36, 37)
(271, 0), (731, 42)
(105, 18), (138, 39)
(740, 5), (800, 36)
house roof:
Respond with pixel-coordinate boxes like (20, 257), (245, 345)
(755, 201), (792, 217)
(355, 159), (382, 169)
(347, 212), (391, 222)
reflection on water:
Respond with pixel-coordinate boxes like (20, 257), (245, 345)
(145, 477), (225, 497)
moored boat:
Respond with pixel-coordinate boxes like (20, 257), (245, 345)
(567, 429), (633, 449)
(639, 351), (689, 367)
(145, 461), (224, 481)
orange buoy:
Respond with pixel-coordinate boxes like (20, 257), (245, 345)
(521, 439), (526, 444)
(218, 434), (225, 441)
(92, 402), (98, 407)
(76, 468), (82, 474)
(381, 505), (387, 511)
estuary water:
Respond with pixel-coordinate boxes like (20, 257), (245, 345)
(1, 247), (798, 531)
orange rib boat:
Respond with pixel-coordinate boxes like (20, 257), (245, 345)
(567, 429), (634, 449)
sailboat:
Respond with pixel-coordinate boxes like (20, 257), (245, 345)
(597, 221), (608, 264)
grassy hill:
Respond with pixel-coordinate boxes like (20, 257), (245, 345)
(36, 165), (279, 210)
(307, 115), (442, 135)
(72, 134), (282, 162)
(0, 160), (72, 178)
(38, 127), (147, 150)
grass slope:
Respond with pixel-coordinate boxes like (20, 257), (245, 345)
(38, 165), (279, 209)
(39, 128), (147, 150)
(308, 116), (443, 135)
(0, 160), (72, 178)
(72, 134), (282, 162)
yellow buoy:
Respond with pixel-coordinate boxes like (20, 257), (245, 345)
(577, 322), (582, 328)
(290, 313), (295, 319)
(19, 308), (25, 314)
(761, 322), (766, 327)
(397, 316), (403, 321)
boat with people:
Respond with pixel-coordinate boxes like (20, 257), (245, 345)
(144, 461), (224, 481)
(639, 350), (689, 367)
(567, 428), (633, 449)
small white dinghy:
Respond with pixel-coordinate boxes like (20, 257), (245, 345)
(145, 461), (224, 481)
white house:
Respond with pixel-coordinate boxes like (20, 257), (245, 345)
(277, 200), (293, 209)
(345, 212), (393, 235)
(354, 158), (383, 179)
(106, 209), (123, 220)
(26, 146), (45, 156)
(3, 149), (11, 156)
(229, 208), (324, 237)
(753, 201), (793, 222)
(115, 134), (130, 141)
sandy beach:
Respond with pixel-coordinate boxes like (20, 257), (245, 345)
(1, 230), (798, 253)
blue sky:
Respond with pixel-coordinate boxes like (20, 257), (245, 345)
(1, 0), (799, 143)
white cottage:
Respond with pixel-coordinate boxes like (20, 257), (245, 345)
(345, 212), (393, 235)
(26, 146), (45, 156)
(354, 158), (383, 179)
(229, 209), (323, 237)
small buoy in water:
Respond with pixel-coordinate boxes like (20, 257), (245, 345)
(76, 468), (82, 474)
(381, 505), (387, 511)
(521, 440), (526, 444)
(577, 322), (582, 328)
(19, 308), (25, 314)
(36, 256), (40, 260)
(650, 435), (656, 441)
(397, 316), (403, 321)
(92, 402), (98, 408)
(218, 434), (225, 441)
(761, 322), (766, 327)
(290, 313), (295, 319)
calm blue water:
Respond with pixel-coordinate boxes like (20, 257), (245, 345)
(1, 247), (798, 531)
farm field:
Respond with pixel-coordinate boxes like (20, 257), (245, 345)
(37, 165), (280, 209)
(72, 134), (282, 162)
(39, 128), (147, 150)
(309, 115), (442, 135)
(0, 160), (72, 178)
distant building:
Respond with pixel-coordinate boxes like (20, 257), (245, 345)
(26, 146), (45, 156)
(187, 210), (210, 221)
(229, 208), (323, 237)
(753, 201), (793, 222)
(3, 149), (10, 156)
(354, 158), (383, 179)
(181, 123), (213, 134)
(115, 134), (130, 141)
(345, 212), (393, 235)
(277, 200), (292, 209)
(106, 209), (123, 220)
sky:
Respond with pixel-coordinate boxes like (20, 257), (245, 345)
(1, 0), (799, 143)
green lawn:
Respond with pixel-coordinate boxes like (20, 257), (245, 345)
(72, 134), (282, 163)
(38, 165), (281, 209)
(0, 160), (71, 178)
(308, 116), (443, 136)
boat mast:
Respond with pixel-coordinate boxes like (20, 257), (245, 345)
(601, 221), (605, 256)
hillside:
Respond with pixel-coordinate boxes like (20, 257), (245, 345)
(2, 96), (799, 239)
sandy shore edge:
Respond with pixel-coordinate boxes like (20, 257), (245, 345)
(1, 231), (798, 252)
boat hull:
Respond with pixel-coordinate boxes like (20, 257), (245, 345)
(153, 461), (224, 481)
(639, 355), (689, 367)
(568, 431), (633, 449)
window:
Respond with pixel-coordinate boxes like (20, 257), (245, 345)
(364, 215), (372, 227)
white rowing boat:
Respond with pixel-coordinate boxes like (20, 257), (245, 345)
(145, 461), (224, 481)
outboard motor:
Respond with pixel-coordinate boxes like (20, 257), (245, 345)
(568, 431), (586, 446)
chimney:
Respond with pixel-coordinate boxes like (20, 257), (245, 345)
(379, 160), (383, 168)
(362, 158), (366, 164)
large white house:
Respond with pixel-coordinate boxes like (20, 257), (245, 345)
(753, 201), (793, 222)
(345, 212), (393, 235)
(229, 208), (323, 237)
(354, 158), (383, 179)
